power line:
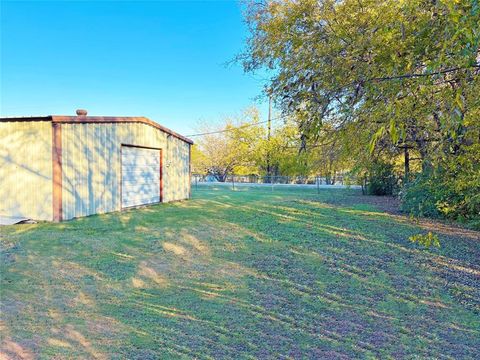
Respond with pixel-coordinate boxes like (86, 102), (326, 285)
(186, 114), (289, 137)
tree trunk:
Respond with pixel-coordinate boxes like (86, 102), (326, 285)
(404, 146), (410, 183)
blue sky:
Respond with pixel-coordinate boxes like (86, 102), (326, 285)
(0, 0), (270, 135)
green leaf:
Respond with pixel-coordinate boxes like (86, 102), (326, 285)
(390, 119), (398, 144)
(369, 126), (385, 154)
(409, 232), (441, 248)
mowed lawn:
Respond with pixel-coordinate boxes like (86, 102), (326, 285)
(1, 187), (479, 359)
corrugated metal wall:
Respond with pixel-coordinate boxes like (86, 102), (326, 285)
(0, 121), (53, 220)
(61, 122), (190, 220)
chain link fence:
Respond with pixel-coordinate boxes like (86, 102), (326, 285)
(191, 174), (362, 192)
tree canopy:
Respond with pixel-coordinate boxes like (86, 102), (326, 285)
(238, 0), (480, 227)
(192, 107), (351, 182)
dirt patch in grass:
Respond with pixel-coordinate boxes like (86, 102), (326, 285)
(320, 190), (480, 240)
(317, 191), (401, 214)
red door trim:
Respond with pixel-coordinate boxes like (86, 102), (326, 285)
(188, 144), (192, 198)
(160, 149), (163, 202)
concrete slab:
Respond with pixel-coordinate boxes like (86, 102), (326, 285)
(0, 216), (31, 225)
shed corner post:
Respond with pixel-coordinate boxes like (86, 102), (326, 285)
(160, 147), (164, 203)
(52, 122), (63, 222)
(189, 143), (192, 199)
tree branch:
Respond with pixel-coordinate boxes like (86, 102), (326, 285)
(370, 65), (480, 83)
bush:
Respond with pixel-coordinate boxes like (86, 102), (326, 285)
(366, 161), (397, 195)
(400, 173), (442, 218)
(400, 147), (480, 230)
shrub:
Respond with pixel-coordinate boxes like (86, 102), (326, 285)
(401, 146), (480, 229)
(400, 172), (442, 218)
(366, 161), (397, 196)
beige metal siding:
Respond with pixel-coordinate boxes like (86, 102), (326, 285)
(165, 136), (190, 202)
(61, 122), (190, 220)
(0, 121), (53, 220)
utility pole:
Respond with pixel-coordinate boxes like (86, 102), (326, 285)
(266, 92), (272, 183)
(268, 93), (272, 140)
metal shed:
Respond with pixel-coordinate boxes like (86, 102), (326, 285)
(0, 111), (193, 221)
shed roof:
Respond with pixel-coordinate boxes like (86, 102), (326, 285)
(0, 115), (193, 144)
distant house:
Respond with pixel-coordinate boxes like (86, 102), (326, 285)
(0, 110), (193, 221)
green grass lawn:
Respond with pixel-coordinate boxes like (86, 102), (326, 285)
(1, 186), (479, 359)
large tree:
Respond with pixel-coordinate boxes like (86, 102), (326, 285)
(241, 0), (479, 172)
(241, 0), (480, 224)
(192, 108), (336, 181)
(192, 108), (265, 181)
